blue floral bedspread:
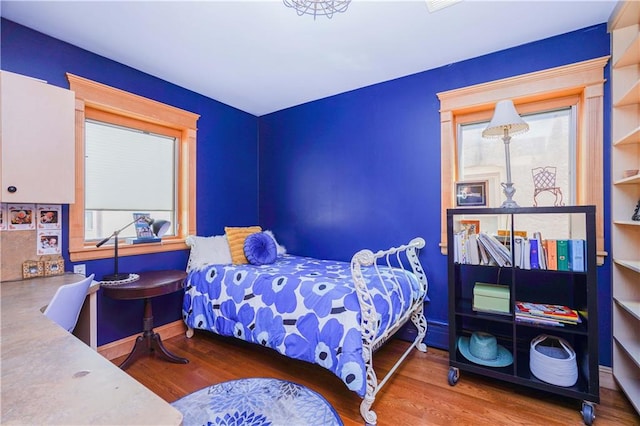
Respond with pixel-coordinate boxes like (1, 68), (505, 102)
(182, 254), (425, 397)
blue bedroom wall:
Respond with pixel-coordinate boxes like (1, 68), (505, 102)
(2, 18), (614, 367)
(1, 18), (260, 346)
(257, 24), (613, 367)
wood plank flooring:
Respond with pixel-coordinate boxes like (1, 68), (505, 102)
(113, 332), (639, 425)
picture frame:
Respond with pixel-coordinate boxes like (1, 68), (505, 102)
(133, 212), (154, 239)
(460, 219), (480, 234)
(37, 204), (62, 229)
(8, 203), (36, 230)
(44, 257), (65, 276)
(455, 181), (488, 207)
(22, 260), (44, 279)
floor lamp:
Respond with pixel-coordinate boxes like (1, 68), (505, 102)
(96, 216), (171, 282)
(482, 100), (529, 208)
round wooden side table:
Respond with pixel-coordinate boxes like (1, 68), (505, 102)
(102, 270), (189, 370)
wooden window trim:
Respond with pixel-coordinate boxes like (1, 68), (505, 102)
(67, 73), (199, 262)
(437, 56), (610, 265)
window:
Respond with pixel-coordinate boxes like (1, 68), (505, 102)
(437, 57), (609, 264)
(67, 74), (199, 262)
(84, 120), (177, 241)
(458, 107), (575, 207)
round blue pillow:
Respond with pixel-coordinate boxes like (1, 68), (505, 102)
(244, 232), (277, 265)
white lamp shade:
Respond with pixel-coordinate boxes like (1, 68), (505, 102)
(482, 100), (529, 138)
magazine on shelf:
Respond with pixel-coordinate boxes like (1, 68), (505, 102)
(515, 301), (581, 324)
(515, 314), (566, 327)
(476, 232), (511, 267)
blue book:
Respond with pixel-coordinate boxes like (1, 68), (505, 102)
(529, 238), (540, 269)
(568, 239), (585, 272)
(126, 237), (161, 245)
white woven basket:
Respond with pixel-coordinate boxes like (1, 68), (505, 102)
(530, 334), (578, 387)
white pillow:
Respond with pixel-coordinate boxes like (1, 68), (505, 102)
(185, 235), (232, 271)
(263, 230), (287, 256)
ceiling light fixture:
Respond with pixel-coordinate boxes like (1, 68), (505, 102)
(426, 0), (462, 13)
(283, 0), (351, 19)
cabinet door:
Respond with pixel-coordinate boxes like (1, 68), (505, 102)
(1, 71), (75, 203)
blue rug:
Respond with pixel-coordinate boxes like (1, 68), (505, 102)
(171, 378), (343, 426)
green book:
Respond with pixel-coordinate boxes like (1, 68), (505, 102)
(556, 239), (569, 271)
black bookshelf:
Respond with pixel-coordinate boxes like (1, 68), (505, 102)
(446, 206), (598, 425)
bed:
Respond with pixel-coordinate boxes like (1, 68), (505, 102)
(182, 230), (428, 425)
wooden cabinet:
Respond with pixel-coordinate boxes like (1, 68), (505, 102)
(0, 71), (75, 203)
(608, 0), (640, 415)
(447, 206), (598, 425)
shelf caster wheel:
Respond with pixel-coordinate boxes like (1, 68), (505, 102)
(581, 401), (595, 425)
(448, 367), (459, 386)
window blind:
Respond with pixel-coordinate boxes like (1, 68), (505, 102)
(85, 120), (175, 211)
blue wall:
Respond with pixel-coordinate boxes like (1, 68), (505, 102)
(258, 24), (613, 366)
(2, 19), (613, 367)
(1, 19), (260, 345)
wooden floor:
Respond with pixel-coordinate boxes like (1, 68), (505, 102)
(114, 332), (639, 426)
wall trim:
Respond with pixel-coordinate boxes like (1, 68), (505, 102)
(98, 320), (187, 361)
(599, 365), (618, 391)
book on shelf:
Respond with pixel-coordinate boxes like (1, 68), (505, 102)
(556, 239), (569, 271)
(513, 236), (524, 268)
(522, 238), (531, 269)
(467, 233), (481, 265)
(513, 236), (585, 272)
(454, 229), (508, 266)
(533, 232), (547, 270)
(515, 301), (582, 325)
(529, 238), (540, 269)
(515, 314), (566, 327)
(455, 227), (587, 273)
(568, 239), (585, 272)
(126, 237), (161, 244)
(477, 232), (511, 267)
(546, 239), (558, 270)
(477, 238), (493, 265)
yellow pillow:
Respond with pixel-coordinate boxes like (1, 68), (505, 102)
(225, 226), (262, 264)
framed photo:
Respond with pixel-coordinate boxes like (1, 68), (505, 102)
(460, 219), (480, 234)
(44, 257), (65, 276)
(37, 230), (62, 255)
(37, 204), (62, 229)
(0, 203), (6, 231)
(133, 212), (154, 239)
(455, 181), (488, 208)
(8, 204), (36, 230)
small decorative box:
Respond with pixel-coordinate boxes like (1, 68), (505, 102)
(43, 256), (65, 276)
(473, 282), (511, 314)
(22, 260), (44, 279)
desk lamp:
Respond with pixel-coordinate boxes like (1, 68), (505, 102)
(482, 100), (529, 208)
(96, 216), (170, 282)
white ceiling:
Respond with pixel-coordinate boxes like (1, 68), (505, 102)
(1, 0), (617, 116)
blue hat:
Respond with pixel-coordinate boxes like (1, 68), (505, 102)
(458, 332), (513, 367)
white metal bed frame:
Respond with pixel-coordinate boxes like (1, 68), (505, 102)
(350, 237), (428, 425)
(185, 237), (429, 425)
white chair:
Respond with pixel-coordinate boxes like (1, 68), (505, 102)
(44, 274), (95, 332)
